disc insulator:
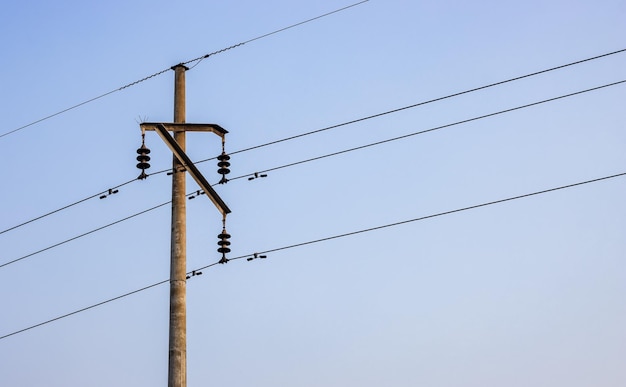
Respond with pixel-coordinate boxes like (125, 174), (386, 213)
(136, 145), (151, 154)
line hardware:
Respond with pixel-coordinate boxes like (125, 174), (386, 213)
(167, 166), (187, 176)
(248, 172), (268, 181)
(186, 270), (203, 280)
(188, 190), (205, 200)
(217, 229), (231, 264)
(247, 253), (267, 262)
(99, 188), (119, 199)
(136, 133), (151, 180)
(217, 152), (231, 184)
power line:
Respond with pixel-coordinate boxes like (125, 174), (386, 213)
(0, 201), (171, 269)
(2, 49), (623, 235)
(226, 48), (626, 156)
(1, 78), (624, 269)
(230, 79), (626, 179)
(181, 0), (371, 68)
(234, 172), (626, 260)
(0, 178), (137, 236)
(0, 0), (370, 140)
(2, 171), (624, 341)
(0, 278), (171, 341)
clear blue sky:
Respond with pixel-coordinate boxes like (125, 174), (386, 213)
(1, 1), (625, 386)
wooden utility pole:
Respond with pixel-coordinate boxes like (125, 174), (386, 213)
(140, 64), (231, 387)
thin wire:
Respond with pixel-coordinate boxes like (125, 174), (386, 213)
(227, 79), (626, 179)
(0, 178), (137, 236)
(0, 68), (171, 139)
(2, 170), (624, 341)
(238, 172), (626, 257)
(0, 1), (370, 140)
(228, 48), (626, 156)
(3, 51), (625, 235)
(2, 79), (624, 269)
(181, 0), (370, 67)
(0, 279), (170, 340)
(0, 200), (171, 269)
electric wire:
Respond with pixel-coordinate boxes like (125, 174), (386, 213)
(0, 201), (171, 269)
(1, 78), (624, 269)
(227, 79), (626, 179)
(157, 48), (626, 169)
(0, 279), (170, 341)
(2, 49), (624, 235)
(226, 48), (626, 156)
(2, 171), (624, 341)
(0, 68), (171, 139)
(228, 172), (626, 261)
(0, 178), (137, 236)
(0, 0), (369, 139)
(181, 0), (370, 68)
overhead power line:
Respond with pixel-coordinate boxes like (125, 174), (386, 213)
(1, 78), (624, 269)
(181, 0), (370, 69)
(3, 51), (624, 237)
(231, 79), (626, 179)
(0, 0), (370, 140)
(226, 48), (626, 156)
(2, 171), (624, 341)
(0, 201), (171, 269)
(0, 178), (137, 236)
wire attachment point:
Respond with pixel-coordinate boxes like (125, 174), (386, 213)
(99, 188), (119, 199)
(136, 134), (151, 180)
(247, 253), (267, 261)
(188, 190), (205, 200)
(248, 172), (268, 181)
(217, 220), (231, 263)
(217, 152), (231, 184)
(186, 270), (203, 280)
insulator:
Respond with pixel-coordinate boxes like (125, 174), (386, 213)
(217, 152), (230, 184)
(136, 144), (152, 171)
(136, 144), (151, 155)
(217, 229), (231, 255)
(136, 139), (151, 180)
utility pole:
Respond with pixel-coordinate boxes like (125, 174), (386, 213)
(139, 64), (231, 387)
(169, 63), (188, 387)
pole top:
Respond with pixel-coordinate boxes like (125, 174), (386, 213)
(171, 63), (189, 71)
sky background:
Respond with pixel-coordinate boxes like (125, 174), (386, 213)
(1, 0), (625, 386)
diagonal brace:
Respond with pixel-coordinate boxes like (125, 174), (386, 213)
(153, 123), (231, 216)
